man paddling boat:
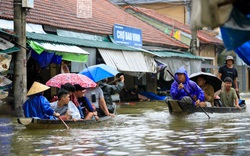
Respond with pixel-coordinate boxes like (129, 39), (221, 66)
(170, 66), (204, 106)
(22, 82), (60, 119)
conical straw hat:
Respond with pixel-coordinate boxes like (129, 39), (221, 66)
(27, 81), (50, 96)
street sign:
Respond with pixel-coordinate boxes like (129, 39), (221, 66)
(113, 24), (142, 47)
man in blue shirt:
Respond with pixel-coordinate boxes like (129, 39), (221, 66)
(22, 81), (60, 119)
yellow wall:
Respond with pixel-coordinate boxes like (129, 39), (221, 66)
(199, 44), (218, 74)
(137, 3), (185, 24)
(199, 45), (216, 58)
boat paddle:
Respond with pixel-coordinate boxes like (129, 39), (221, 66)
(166, 69), (210, 119)
(58, 116), (70, 129)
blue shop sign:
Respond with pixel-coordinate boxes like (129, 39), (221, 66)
(113, 24), (142, 47)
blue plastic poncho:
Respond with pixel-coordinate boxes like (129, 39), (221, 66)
(22, 94), (55, 119)
(170, 66), (204, 103)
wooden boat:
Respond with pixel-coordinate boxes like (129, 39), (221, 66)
(17, 116), (112, 129)
(166, 100), (246, 114)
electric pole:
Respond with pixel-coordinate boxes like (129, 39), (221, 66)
(13, 0), (27, 117)
(190, 29), (199, 56)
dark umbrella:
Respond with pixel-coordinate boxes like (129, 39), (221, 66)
(189, 72), (222, 92)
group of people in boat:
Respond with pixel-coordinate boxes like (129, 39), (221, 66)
(22, 74), (125, 121)
(22, 55), (240, 120)
(170, 55), (241, 109)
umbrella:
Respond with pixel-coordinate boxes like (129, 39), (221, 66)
(46, 73), (96, 88)
(189, 72), (222, 92)
(79, 64), (119, 82)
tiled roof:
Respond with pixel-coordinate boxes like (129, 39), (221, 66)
(0, 0), (188, 49)
(125, 6), (223, 45)
(109, 0), (181, 5)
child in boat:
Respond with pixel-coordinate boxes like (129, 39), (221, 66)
(50, 89), (81, 121)
(217, 77), (241, 109)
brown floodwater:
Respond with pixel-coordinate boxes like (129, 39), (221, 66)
(1, 99), (250, 156)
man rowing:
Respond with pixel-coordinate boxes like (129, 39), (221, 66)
(170, 66), (204, 106)
(22, 82), (60, 119)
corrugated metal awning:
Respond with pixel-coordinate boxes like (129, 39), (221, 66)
(149, 51), (203, 60)
(0, 46), (20, 53)
(98, 48), (157, 73)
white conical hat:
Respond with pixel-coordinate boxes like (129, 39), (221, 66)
(27, 81), (50, 96)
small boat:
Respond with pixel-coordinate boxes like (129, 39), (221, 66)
(166, 99), (246, 114)
(17, 116), (112, 129)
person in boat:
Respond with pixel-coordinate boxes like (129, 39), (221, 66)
(61, 83), (85, 119)
(22, 81), (60, 119)
(196, 76), (214, 107)
(218, 77), (241, 109)
(74, 84), (99, 120)
(50, 89), (81, 121)
(85, 84), (115, 117)
(99, 74), (125, 113)
(170, 66), (204, 105)
(218, 55), (239, 97)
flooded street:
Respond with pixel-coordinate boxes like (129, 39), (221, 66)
(1, 98), (250, 156)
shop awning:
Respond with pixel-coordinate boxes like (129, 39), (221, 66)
(150, 51), (203, 60)
(0, 46), (20, 54)
(27, 32), (140, 51)
(29, 41), (89, 62)
(98, 48), (157, 75)
(0, 28), (18, 38)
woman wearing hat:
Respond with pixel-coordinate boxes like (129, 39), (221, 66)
(218, 55), (239, 93)
(22, 81), (60, 119)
